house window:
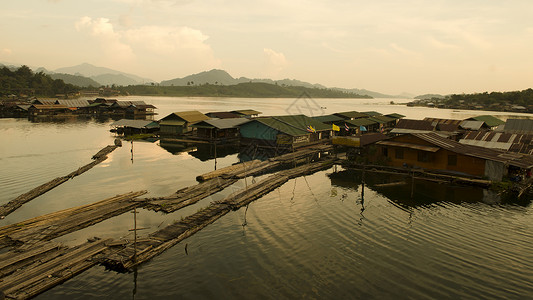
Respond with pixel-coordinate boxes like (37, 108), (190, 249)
(382, 147), (388, 157)
(417, 151), (431, 162)
(395, 148), (404, 159)
(448, 154), (457, 166)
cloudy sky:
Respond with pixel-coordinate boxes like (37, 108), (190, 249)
(2, 0), (533, 95)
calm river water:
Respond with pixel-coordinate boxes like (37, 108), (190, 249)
(1, 97), (532, 299)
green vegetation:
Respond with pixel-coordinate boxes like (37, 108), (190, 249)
(117, 82), (372, 98)
(0, 65), (79, 97)
(446, 89), (533, 107)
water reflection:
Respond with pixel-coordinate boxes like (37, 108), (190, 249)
(328, 169), (531, 208)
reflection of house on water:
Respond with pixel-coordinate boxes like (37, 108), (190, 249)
(158, 139), (240, 162)
(328, 169), (526, 208)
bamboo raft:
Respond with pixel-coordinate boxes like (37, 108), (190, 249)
(0, 145), (119, 218)
(0, 145), (334, 298)
(101, 159), (335, 271)
(141, 144), (332, 213)
(0, 191), (147, 249)
(0, 239), (111, 299)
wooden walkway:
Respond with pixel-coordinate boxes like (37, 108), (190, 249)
(0, 145), (119, 218)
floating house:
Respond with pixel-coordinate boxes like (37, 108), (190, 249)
(159, 111), (210, 136)
(110, 119), (160, 135)
(28, 104), (70, 117)
(333, 111), (368, 120)
(190, 118), (249, 141)
(239, 115), (331, 148)
(375, 133), (533, 181)
(345, 118), (379, 134)
(465, 115), (505, 129)
(499, 119), (533, 134)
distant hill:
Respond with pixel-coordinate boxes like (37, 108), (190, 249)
(55, 63), (153, 86)
(160, 69), (401, 98)
(49, 73), (101, 87)
(118, 81), (372, 98)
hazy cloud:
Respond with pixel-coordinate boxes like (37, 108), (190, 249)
(263, 48), (287, 77)
(75, 16), (219, 80)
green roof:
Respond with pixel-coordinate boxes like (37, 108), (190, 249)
(334, 111), (368, 119)
(368, 115), (395, 124)
(362, 111), (383, 117)
(161, 111), (209, 123)
(385, 113), (406, 119)
(255, 115), (331, 136)
(159, 120), (186, 126)
(345, 118), (378, 127)
(312, 114), (345, 123)
(468, 115), (505, 127)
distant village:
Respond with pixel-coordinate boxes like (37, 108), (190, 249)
(1, 96), (532, 188)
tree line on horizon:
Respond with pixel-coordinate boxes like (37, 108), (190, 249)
(0, 65), (79, 97)
(1, 65), (532, 104)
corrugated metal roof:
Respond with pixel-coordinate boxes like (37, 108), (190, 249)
(191, 118), (249, 129)
(415, 133), (533, 169)
(362, 111), (382, 117)
(423, 117), (463, 126)
(30, 104), (68, 110)
(459, 130), (533, 155)
(33, 99), (56, 105)
(111, 119), (159, 129)
(377, 140), (440, 152)
(346, 118), (378, 127)
(312, 114), (345, 123)
(333, 111), (368, 119)
(467, 115), (505, 127)
(159, 120), (186, 126)
(249, 114), (331, 136)
(503, 119), (533, 133)
(385, 113), (405, 119)
(161, 111), (210, 123)
(395, 119), (434, 130)
(56, 99), (90, 107)
(369, 115), (395, 124)
(231, 109), (262, 116)
(460, 120), (484, 130)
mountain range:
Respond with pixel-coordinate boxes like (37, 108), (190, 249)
(1, 62), (413, 98)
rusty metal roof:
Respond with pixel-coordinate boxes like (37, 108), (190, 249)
(377, 140), (440, 152)
(460, 130), (533, 155)
(395, 119), (435, 130)
(415, 133), (533, 169)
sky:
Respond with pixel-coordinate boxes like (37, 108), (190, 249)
(1, 0), (533, 95)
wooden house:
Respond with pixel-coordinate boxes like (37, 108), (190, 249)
(238, 115), (331, 148)
(110, 119), (160, 135)
(28, 104), (70, 117)
(159, 111), (210, 136)
(345, 118), (379, 134)
(190, 118), (249, 142)
(465, 115), (505, 130)
(375, 133), (533, 181)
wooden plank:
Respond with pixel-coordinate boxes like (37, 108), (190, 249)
(0, 144), (120, 218)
